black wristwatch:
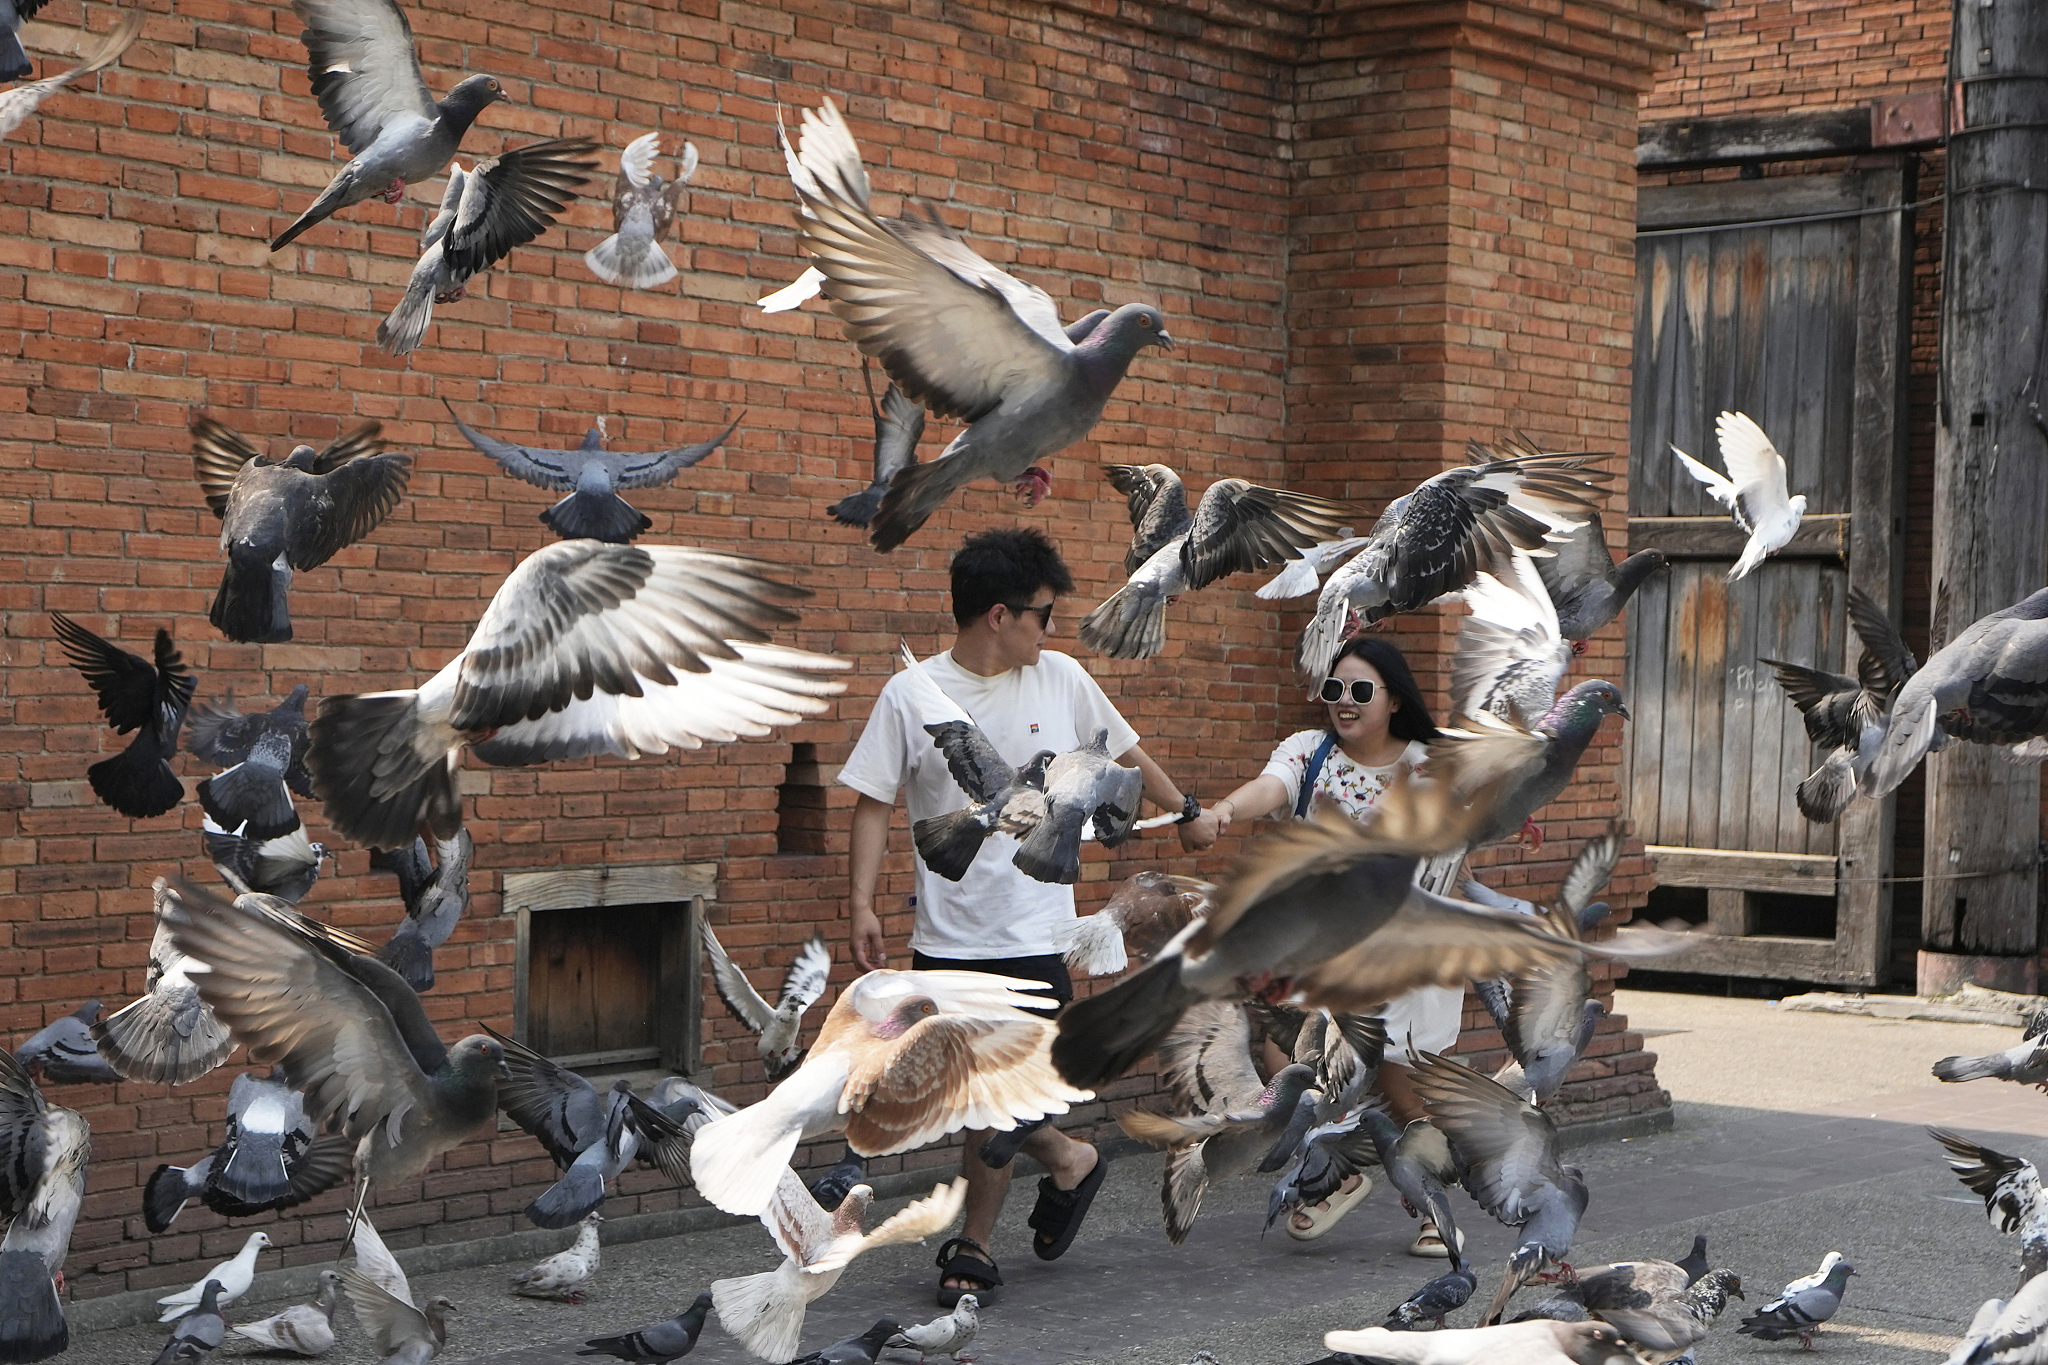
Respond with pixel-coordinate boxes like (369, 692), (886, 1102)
(1174, 793), (1202, 824)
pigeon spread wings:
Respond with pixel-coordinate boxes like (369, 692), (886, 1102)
(489, 1026), (604, 1166)
(703, 923), (777, 1033)
(1106, 464), (1192, 573)
(1181, 480), (1355, 591)
(351, 1217), (415, 1307)
(1715, 410), (1795, 529)
(341, 1269), (430, 1356)
(781, 934), (832, 1014)
(292, 0), (439, 155)
(802, 1177), (967, 1276)
(1153, 1000), (1266, 1115)
(619, 130), (662, 188)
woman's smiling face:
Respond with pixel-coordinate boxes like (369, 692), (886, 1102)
(1321, 653), (1396, 745)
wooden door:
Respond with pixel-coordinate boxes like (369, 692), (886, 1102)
(1626, 170), (1911, 985)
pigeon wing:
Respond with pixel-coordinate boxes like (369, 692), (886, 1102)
(0, 1053), (50, 1223)
(1297, 891), (1584, 1015)
(0, 10), (143, 143)
(441, 138), (599, 282)
(1531, 509), (1616, 608)
(761, 1165), (839, 1266)
(485, 1025), (606, 1166)
(443, 400), (577, 490)
(341, 1269), (430, 1357)
(309, 423), (389, 475)
(189, 418), (266, 518)
(1179, 480), (1356, 591)
(1152, 1000), (1266, 1115)
(1557, 832), (1621, 928)
(291, 0), (438, 155)
(349, 1216), (414, 1305)
(50, 614), (180, 736)
(835, 1177), (966, 1263)
(618, 130), (660, 188)
(779, 933), (832, 1013)
(611, 417), (740, 490)
(186, 693), (254, 766)
(1716, 411), (1794, 528)
(286, 452), (414, 571)
(1452, 552), (1567, 725)
(1409, 1051), (1565, 1224)
(1104, 465), (1192, 573)
(700, 924), (776, 1033)
(1847, 585), (1918, 693)
(864, 362), (925, 487)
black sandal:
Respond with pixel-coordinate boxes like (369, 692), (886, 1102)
(934, 1236), (1001, 1308)
(1028, 1150), (1108, 1262)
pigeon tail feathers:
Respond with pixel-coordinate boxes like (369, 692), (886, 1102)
(215, 1134), (293, 1208)
(198, 762), (299, 841)
(912, 807), (994, 882)
(307, 692), (462, 852)
(209, 553), (292, 644)
(376, 931), (437, 993)
(93, 991), (231, 1085)
(1078, 585), (1169, 660)
(828, 483), (887, 528)
(869, 458), (966, 554)
(0, 1249), (66, 1364)
(526, 1166), (607, 1229)
(143, 1165), (200, 1234)
(1796, 750), (1857, 823)
(87, 738), (185, 820)
(541, 489), (654, 544)
(1051, 954), (1201, 1088)
(583, 235), (679, 290)
(1934, 1052), (2014, 1083)
(710, 1262), (809, 1363)
(376, 276), (438, 357)
(1054, 913), (1128, 976)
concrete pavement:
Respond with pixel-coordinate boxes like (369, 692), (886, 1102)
(63, 989), (2048, 1363)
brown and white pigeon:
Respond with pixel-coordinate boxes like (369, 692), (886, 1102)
(584, 131), (695, 289)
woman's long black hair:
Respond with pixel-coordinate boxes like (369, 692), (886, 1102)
(1325, 635), (1441, 742)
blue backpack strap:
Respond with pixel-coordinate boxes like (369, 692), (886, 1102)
(1295, 732), (1340, 820)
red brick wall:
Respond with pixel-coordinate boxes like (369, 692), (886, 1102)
(0, 0), (1696, 1298)
(1644, 0), (1948, 119)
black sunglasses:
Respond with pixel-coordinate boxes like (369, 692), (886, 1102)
(1005, 601), (1054, 627)
(1318, 677), (1377, 705)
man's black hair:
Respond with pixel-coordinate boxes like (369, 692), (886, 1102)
(951, 526), (1076, 626)
(1328, 636), (1442, 742)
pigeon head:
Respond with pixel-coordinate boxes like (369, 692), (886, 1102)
(875, 996), (938, 1039)
(1019, 751), (1057, 788)
(1071, 304), (1174, 392)
(1260, 1062), (1318, 1112)
(1697, 1268), (1743, 1302)
(280, 445), (321, 470)
(440, 74), (507, 129)
(1546, 680), (1628, 736)
(448, 1033), (508, 1081)
(280, 683), (311, 714)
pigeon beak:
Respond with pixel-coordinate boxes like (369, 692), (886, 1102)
(496, 1060), (513, 1081)
(1617, 702), (1631, 720)
(1155, 329), (1176, 352)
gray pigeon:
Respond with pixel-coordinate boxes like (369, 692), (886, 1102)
(1541, 1261), (1743, 1363)
(233, 1270), (342, 1356)
(1266, 1111), (1373, 1233)
(787, 1318), (900, 1365)
(154, 878), (508, 1230)
(579, 1291), (713, 1363)
(143, 1069), (353, 1233)
(1436, 684), (1631, 850)
(1298, 445), (1612, 678)
(368, 829), (473, 991)
(1116, 1002), (1319, 1243)
(189, 417), (413, 644)
(378, 137), (598, 355)
(204, 817), (328, 904)
(305, 540), (846, 850)
(49, 612), (193, 820)
(829, 359), (925, 529)
(1762, 585), (1919, 821)
(189, 684), (314, 833)
(1359, 1105), (1465, 1260)
(1930, 1127), (2048, 1291)
(150, 1281), (225, 1365)
(269, 0), (507, 251)
(1080, 463), (1355, 659)
(0, 1049), (88, 1365)
(1410, 1050), (1589, 1327)
(1052, 737), (1623, 1088)
(0, 0), (49, 81)
(1738, 1258), (1854, 1348)
(13, 1003), (118, 1086)
(1013, 729), (1144, 885)
(701, 926), (830, 1081)
(92, 883), (234, 1085)
(584, 131), (695, 289)
(341, 1267), (453, 1365)
(886, 1296), (979, 1363)
(1385, 1253), (1479, 1330)
(0, 9), (139, 140)
(446, 402), (732, 543)
(1935, 1011), (2048, 1088)
(783, 99), (1173, 551)
(1531, 508), (1667, 646)
(1866, 585), (2048, 796)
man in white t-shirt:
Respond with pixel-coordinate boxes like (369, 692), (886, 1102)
(839, 527), (1219, 1306)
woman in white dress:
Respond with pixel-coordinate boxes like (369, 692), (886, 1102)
(1210, 635), (1464, 1254)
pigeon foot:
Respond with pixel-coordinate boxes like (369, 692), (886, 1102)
(1012, 466), (1053, 508)
(381, 178), (407, 205)
(1570, 640), (1589, 656)
(1518, 817), (1545, 851)
(433, 286), (467, 304)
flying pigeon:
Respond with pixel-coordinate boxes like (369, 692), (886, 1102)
(0, 9), (141, 141)
(368, 829), (473, 991)
(268, 0), (508, 251)
(150, 1281), (226, 1365)
(886, 1296), (979, 1364)
(1761, 585), (1919, 821)
(1054, 870), (1210, 977)
(157, 1231), (272, 1322)
(1256, 534), (1373, 601)
(305, 540), (847, 850)
(782, 98), (1174, 551)
(689, 969), (1087, 1218)
(13, 1003), (119, 1086)
(92, 882), (235, 1085)
(1530, 508), (1667, 647)
(584, 130), (695, 289)
(0, 1049), (88, 1364)
(341, 1265), (453, 1365)
(1930, 1127), (2048, 1291)
(143, 1069), (353, 1233)
(1737, 1256), (1854, 1349)
(1864, 584), (2048, 797)
(830, 360), (925, 529)
(1934, 1010), (2048, 1088)
(154, 878), (508, 1231)
(1482, 834), (1621, 1102)
(1079, 463), (1355, 659)
(1385, 1254), (1479, 1331)
(1013, 728), (1144, 885)
(1358, 1105), (1466, 1264)
(188, 416), (413, 644)
(204, 817), (328, 904)
(233, 1270), (342, 1356)
(1115, 1002), (1320, 1243)
(1451, 549), (1572, 728)
(1431, 683), (1632, 850)
(702, 926), (831, 1081)
(786, 1318), (902, 1365)
(512, 1212), (604, 1302)
(48, 612), (193, 819)
(1671, 411), (1805, 582)
(579, 1291), (713, 1364)
(711, 1174), (964, 1362)
(1323, 1320), (1639, 1364)
(1297, 446), (1611, 679)
(189, 684), (314, 839)
(378, 137), (598, 355)
(446, 400), (733, 543)
(1409, 1051), (1589, 1327)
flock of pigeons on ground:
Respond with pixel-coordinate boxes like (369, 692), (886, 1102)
(12, 0), (2048, 1361)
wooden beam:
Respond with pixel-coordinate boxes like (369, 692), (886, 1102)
(1638, 176), (1865, 231)
(1627, 514), (1849, 561)
(1646, 934), (1876, 986)
(1648, 845), (1838, 896)
(1638, 107), (1871, 171)
(501, 863), (718, 914)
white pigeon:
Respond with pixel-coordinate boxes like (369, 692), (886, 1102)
(511, 1212), (603, 1302)
(712, 1172), (965, 1361)
(1325, 1320), (1640, 1364)
(886, 1294), (980, 1363)
(1255, 534), (1370, 600)
(1946, 1279), (2048, 1365)
(157, 1230), (272, 1321)
(1452, 549), (1571, 727)
(1670, 410), (1805, 581)
(233, 1269), (342, 1356)
(702, 927), (832, 1081)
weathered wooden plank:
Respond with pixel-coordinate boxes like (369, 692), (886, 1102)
(1637, 108), (1872, 172)
(1649, 845), (1838, 894)
(1623, 570), (1669, 839)
(1639, 177), (1868, 232)
(657, 898), (703, 1075)
(502, 862), (719, 914)
(1626, 514), (1850, 560)
(1717, 568), (1762, 850)
(1648, 933), (1876, 985)
(1706, 889), (1757, 937)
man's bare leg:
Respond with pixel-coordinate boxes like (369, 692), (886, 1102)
(943, 1124), (1099, 1293)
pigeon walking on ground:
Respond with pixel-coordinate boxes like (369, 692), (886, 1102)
(0, 9), (140, 140)
(782, 98), (1174, 551)
(830, 360), (925, 529)
(1323, 1320), (1639, 1365)
(1930, 1127), (2048, 1290)
(1296, 446), (1611, 679)
(579, 1292), (713, 1363)
(378, 137), (597, 355)
(269, 0), (508, 251)
(150, 1282), (226, 1365)
(92, 883), (235, 1085)
(1934, 1011), (2048, 1089)
(446, 401), (733, 542)
(1670, 411), (1806, 581)
(1054, 870), (1209, 977)
(49, 612), (193, 819)
(157, 1232), (272, 1322)
(0, 1049), (89, 1364)
(1079, 463), (1355, 660)
(703, 927), (831, 1082)
(233, 1270), (342, 1356)
(1531, 1261), (1743, 1363)
(788, 1319), (901, 1365)
(143, 1069), (353, 1232)
(368, 829), (473, 991)
(690, 970), (1086, 1218)
(584, 131), (695, 289)
(1385, 1254), (1479, 1331)
(1761, 586), (1919, 821)
(512, 1212), (603, 1302)
(13, 1003), (118, 1085)
(886, 1296), (980, 1363)
(189, 416), (413, 644)
(1738, 1256), (1854, 1349)
(306, 540), (847, 850)
(1530, 509), (1667, 647)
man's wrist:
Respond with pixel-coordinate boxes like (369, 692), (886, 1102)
(1173, 793), (1201, 825)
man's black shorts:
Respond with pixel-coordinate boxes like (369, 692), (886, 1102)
(909, 951), (1073, 1018)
